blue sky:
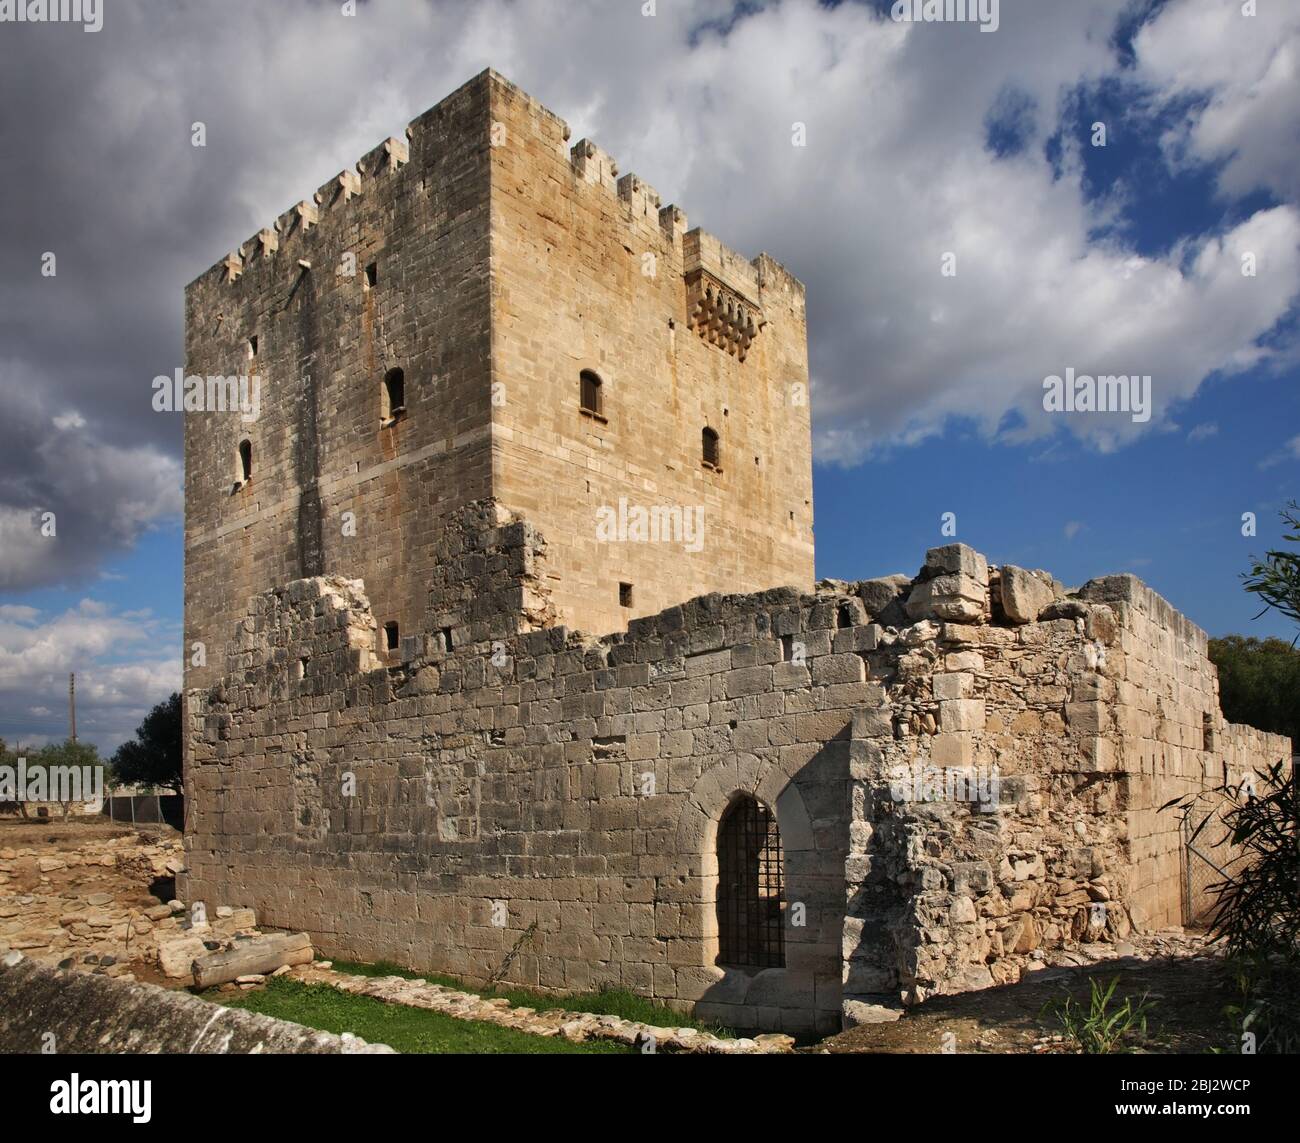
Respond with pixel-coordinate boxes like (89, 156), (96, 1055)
(0, 0), (1296, 754)
(813, 1), (1299, 636)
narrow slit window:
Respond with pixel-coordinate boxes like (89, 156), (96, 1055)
(702, 426), (720, 470)
(580, 370), (604, 417)
(382, 367), (405, 422)
(365, 262), (378, 288)
(619, 582), (634, 608)
(237, 439), (252, 484)
(383, 622), (400, 653)
(716, 795), (785, 970)
(248, 335), (258, 358)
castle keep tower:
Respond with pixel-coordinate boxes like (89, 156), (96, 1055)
(180, 71), (1289, 1039)
(184, 70), (814, 689)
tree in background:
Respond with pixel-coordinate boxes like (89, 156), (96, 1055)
(1208, 636), (1300, 750)
(19, 739), (104, 820)
(110, 692), (183, 794)
(0, 737), (18, 816)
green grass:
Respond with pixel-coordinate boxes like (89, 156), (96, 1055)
(217, 977), (632, 1054)
(1043, 975), (1156, 1054)
(329, 958), (733, 1036)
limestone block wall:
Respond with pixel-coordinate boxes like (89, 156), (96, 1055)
(838, 550), (1128, 1010)
(183, 514), (1289, 1033)
(837, 552), (1291, 1014)
(185, 503), (854, 1036)
(185, 68), (815, 717)
(184, 72), (496, 695)
(1077, 576), (1291, 930)
(486, 73), (815, 636)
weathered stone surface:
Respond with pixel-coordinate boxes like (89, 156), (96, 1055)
(998, 566), (1055, 624)
(157, 934), (210, 979)
(0, 956), (392, 1054)
(925, 544), (989, 583)
(192, 933), (314, 988)
(906, 574), (988, 624)
(856, 575), (911, 616)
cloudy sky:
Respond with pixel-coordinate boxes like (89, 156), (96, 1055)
(0, 0), (1297, 754)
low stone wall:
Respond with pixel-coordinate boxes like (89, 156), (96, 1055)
(291, 962), (793, 1052)
(0, 954), (392, 1054)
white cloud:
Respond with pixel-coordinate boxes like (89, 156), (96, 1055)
(1187, 422), (1219, 442)
(1064, 521), (1085, 541)
(1, 0), (1298, 592)
(1133, 0), (1300, 203)
(1260, 433), (1300, 468)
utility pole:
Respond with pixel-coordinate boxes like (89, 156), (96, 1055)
(69, 672), (77, 743)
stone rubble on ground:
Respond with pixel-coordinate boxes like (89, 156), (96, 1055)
(0, 830), (307, 987)
(0, 832), (190, 982)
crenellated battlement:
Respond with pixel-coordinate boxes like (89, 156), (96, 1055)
(189, 67), (804, 336)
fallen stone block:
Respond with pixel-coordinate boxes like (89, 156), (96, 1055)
(156, 934), (210, 979)
(192, 932), (314, 988)
(842, 996), (905, 1026)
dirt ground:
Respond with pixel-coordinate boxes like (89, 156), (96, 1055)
(0, 817), (184, 987)
(0, 817), (149, 849)
(819, 950), (1236, 1053)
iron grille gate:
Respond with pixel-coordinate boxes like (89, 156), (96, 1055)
(1182, 791), (1247, 926)
(717, 795), (785, 969)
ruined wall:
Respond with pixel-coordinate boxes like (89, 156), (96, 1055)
(838, 550), (1291, 1016)
(184, 503), (855, 1036)
(183, 510), (1289, 1034)
(486, 73), (815, 636)
(184, 73), (496, 695)
(1076, 575), (1287, 931)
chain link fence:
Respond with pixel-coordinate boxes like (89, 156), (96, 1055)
(1182, 790), (1250, 925)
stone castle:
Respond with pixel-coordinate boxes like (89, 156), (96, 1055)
(181, 70), (1289, 1035)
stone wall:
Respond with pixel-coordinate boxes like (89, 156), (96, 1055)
(182, 508), (1290, 1034)
(487, 74), (814, 636)
(184, 72), (496, 694)
(1076, 575), (1285, 931)
(184, 70), (814, 697)
(185, 502), (853, 1035)
(0, 956), (392, 1054)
